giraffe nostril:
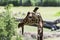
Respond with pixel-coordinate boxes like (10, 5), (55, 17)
(29, 16), (32, 18)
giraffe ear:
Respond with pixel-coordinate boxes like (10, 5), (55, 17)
(33, 7), (39, 12)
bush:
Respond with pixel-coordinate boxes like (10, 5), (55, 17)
(0, 4), (18, 40)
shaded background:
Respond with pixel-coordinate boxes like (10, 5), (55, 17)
(0, 0), (60, 6)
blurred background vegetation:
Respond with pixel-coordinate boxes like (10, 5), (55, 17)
(0, 0), (60, 6)
(0, 4), (23, 40)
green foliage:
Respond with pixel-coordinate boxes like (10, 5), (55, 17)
(30, 0), (36, 6)
(35, 0), (42, 6)
(16, 35), (23, 40)
(22, 0), (31, 6)
(30, 0), (42, 6)
(57, 0), (60, 6)
(8, 0), (21, 6)
(0, 0), (60, 6)
(0, 0), (22, 6)
(0, 4), (19, 40)
(43, 0), (57, 6)
(0, 0), (7, 6)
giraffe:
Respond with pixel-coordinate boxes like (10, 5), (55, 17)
(18, 7), (43, 40)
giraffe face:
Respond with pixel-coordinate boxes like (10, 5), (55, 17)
(24, 12), (40, 25)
